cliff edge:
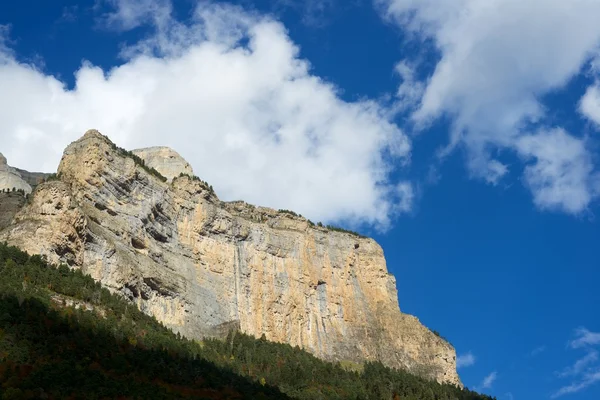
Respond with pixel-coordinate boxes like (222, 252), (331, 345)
(0, 130), (461, 386)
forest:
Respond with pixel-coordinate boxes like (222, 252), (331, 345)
(0, 242), (496, 400)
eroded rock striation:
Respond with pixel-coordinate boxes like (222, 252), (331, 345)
(0, 130), (460, 386)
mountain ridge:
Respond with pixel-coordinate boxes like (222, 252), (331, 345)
(0, 129), (461, 386)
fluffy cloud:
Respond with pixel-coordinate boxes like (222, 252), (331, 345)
(456, 352), (476, 369)
(516, 129), (594, 213)
(377, 0), (600, 213)
(0, 1), (412, 228)
(580, 83), (600, 127)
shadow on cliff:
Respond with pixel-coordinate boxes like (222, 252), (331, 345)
(0, 294), (289, 400)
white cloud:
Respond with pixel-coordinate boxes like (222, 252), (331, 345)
(274, 0), (337, 27)
(569, 327), (600, 349)
(394, 61), (425, 112)
(0, 1), (412, 228)
(515, 129), (594, 213)
(481, 371), (497, 389)
(0, 24), (14, 63)
(558, 351), (599, 378)
(99, 0), (173, 31)
(456, 352), (476, 369)
(580, 83), (600, 127)
(376, 0), (600, 214)
(552, 369), (600, 399)
(551, 328), (600, 398)
(529, 345), (546, 357)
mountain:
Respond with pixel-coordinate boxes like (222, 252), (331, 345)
(0, 129), (459, 386)
(0, 153), (33, 194)
(0, 242), (494, 399)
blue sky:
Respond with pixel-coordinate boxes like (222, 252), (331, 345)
(1, 1), (600, 398)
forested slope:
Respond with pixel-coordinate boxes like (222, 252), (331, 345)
(0, 243), (495, 400)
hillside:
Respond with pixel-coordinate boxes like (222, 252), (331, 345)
(0, 242), (495, 400)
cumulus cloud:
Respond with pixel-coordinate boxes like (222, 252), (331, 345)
(580, 83), (600, 127)
(0, 1), (412, 228)
(99, 0), (173, 31)
(376, 0), (600, 213)
(456, 352), (476, 369)
(516, 129), (595, 213)
(394, 61), (425, 112)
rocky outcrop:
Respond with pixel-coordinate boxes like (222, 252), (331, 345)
(0, 153), (32, 194)
(132, 147), (194, 182)
(0, 130), (461, 386)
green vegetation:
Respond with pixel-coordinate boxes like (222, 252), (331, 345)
(278, 211), (365, 238)
(325, 224), (367, 239)
(431, 330), (450, 344)
(278, 209), (302, 218)
(44, 173), (61, 183)
(108, 143), (168, 183)
(0, 189), (26, 196)
(176, 173), (214, 194)
(0, 242), (495, 400)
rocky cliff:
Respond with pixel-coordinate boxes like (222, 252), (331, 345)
(0, 153), (32, 194)
(0, 130), (460, 386)
(132, 147), (194, 182)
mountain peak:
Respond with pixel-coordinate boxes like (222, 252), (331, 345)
(0, 152), (32, 194)
(132, 146), (194, 182)
(1, 129), (461, 387)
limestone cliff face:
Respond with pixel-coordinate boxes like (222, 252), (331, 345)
(0, 130), (460, 386)
(132, 147), (194, 182)
(0, 153), (32, 194)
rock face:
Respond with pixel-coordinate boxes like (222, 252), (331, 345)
(0, 153), (32, 194)
(0, 130), (461, 386)
(0, 192), (26, 230)
(132, 147), (194, 182)
(13, 168), (51, 189)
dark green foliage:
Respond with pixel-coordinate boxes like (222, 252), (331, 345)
(0, 243), (285, 399)
(431, 330), (450, 343)
(108, 143), (168, 183)
(312, 221), (365, 238)
(278, 209), (300, 217)
(44, 173), (62, 183)
(325, 224), (367, 239)
(1, 188), (26, 198)
(0, 243), (495, 400)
